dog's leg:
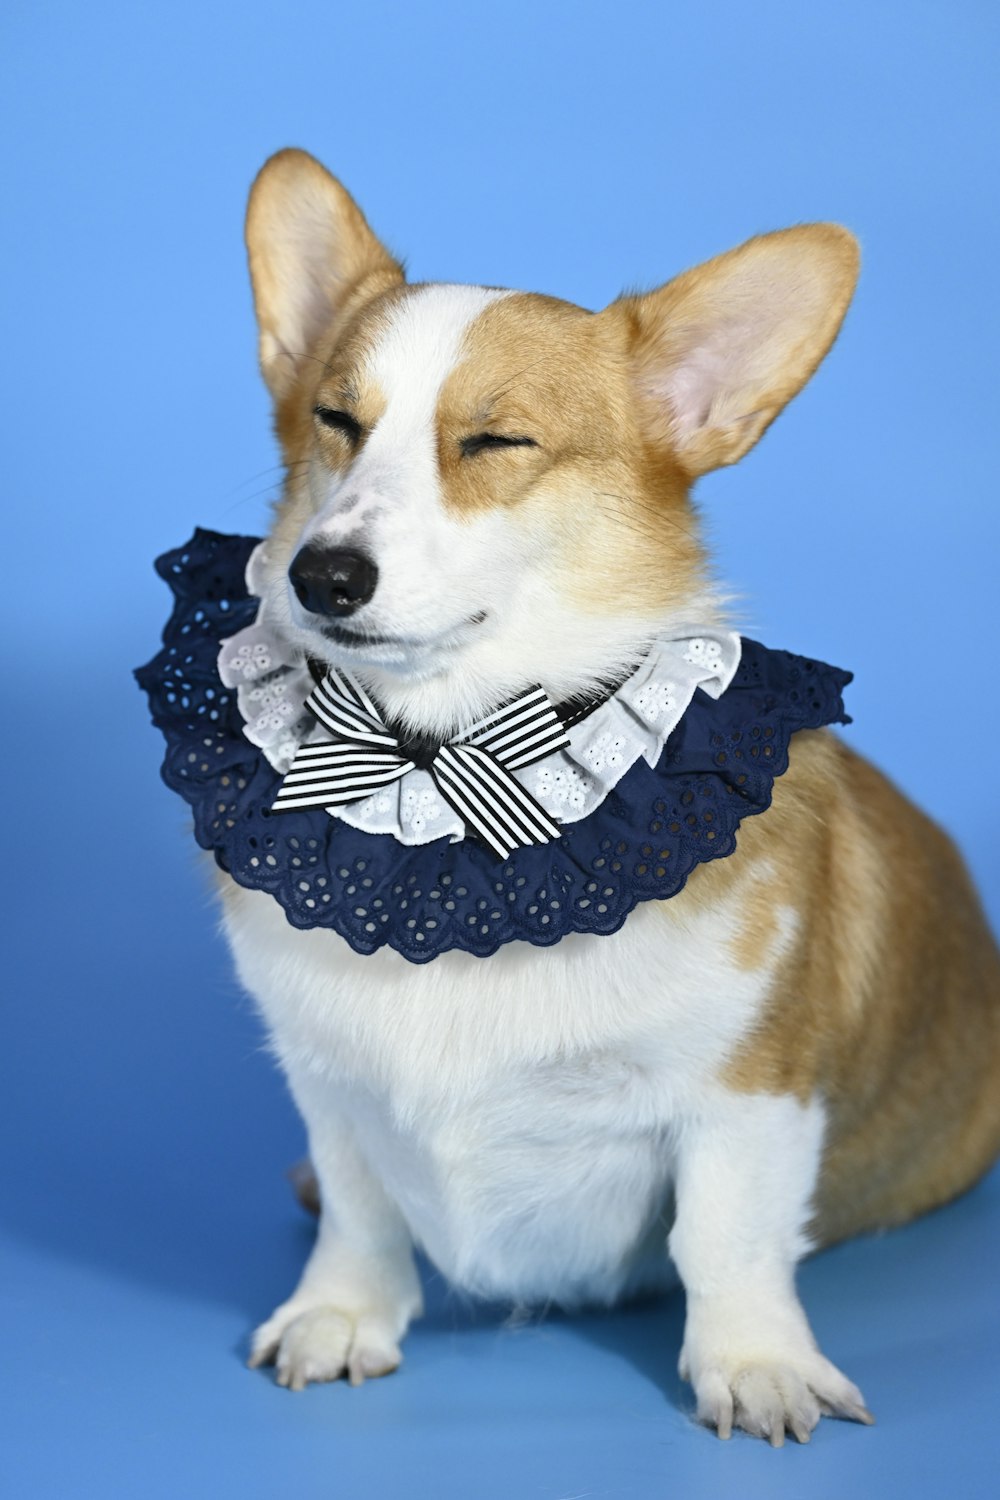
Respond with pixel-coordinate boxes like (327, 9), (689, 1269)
(249, 1065), (422, 1390)
(669, 1090), (873, 1445)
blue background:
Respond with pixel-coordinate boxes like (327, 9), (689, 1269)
(3, 1), (999, 1494)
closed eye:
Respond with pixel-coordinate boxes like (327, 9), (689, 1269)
(460, 432), (538, 459)
(314, 406), (363, 443)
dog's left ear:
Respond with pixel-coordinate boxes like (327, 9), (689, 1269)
(608, 225), (859, 476)
(245, 148), (403, 401)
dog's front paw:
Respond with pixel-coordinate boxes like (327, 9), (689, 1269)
(249, 1302), (403, 1390)
(678, 1290), (875, 1445)
(681, 1339), (873, 1445)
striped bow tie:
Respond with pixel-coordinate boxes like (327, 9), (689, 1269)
(271, 669), (572, 859)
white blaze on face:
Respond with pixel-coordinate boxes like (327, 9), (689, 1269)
(301, 284), (518, 640)
(277, 281), (678, 732)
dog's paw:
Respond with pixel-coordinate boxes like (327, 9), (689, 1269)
(681, 1344), (873, 1445)
(248, 1302), (403, 1390)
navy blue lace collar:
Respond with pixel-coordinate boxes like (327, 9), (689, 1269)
(135, 529), (852, 964)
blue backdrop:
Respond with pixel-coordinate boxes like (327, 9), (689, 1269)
(3, 2), (998, 1495)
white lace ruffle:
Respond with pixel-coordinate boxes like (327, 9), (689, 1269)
(217, 543), (742, 847)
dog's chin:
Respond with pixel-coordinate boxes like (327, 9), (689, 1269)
(304, 620), (479, 681)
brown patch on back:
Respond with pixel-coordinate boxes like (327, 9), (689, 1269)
(682, 730), (1000, 1246)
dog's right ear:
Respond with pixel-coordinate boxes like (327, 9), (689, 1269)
(245, 148), (403, 401)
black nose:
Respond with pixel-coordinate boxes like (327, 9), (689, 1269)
(288, 544), (379, 617)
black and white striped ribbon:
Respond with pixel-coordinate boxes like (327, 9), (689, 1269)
(271, 670), (571, 859)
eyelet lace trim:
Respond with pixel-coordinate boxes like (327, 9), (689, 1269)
(215, 542), (744, 846)
(135, 530), (852, 964)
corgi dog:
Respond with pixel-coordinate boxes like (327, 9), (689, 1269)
(216, 147), (1000, 1444)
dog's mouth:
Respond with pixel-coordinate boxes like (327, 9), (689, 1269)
(318, 611), (489, 652)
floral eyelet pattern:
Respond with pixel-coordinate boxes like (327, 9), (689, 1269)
(211, 544), (746, 847)
(534, 765), (591, 811)
(582, 732), (628, 772)
(136, 530), (852, 964)
(227, 641), (272, 677)
(633, 681), (678, 724)
(402, 785), (443, 836)
(684, 637), (724, 669)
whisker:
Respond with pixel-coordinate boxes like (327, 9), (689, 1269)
(597, 492), (702, 547)
(219, 463), (313, 514)
(219, 488), (283, 514)
(483, 355), (551, 410)
(225, 460), (309, 496)
(286, 350), (341, 379)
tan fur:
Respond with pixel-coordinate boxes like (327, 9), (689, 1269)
(689, 731), (1000, 1244)
(245, 148), (1000, 1257)
(245, 147), (404, 433)
(223, 151), (1000, 1440)
(257, 271), (712, 631)
(615, 225), (860, 476)
(258, 283), (412, 570)
(436, 291), (708, 618)
(435, 292), (633, 516)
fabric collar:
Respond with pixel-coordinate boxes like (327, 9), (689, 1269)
(136, 529), (853, 965)
(216, 541), (744, 850)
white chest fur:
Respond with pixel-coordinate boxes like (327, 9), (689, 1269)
(221, 875), (794, 1306)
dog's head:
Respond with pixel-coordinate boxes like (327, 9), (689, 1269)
(246, 148), (857, 733)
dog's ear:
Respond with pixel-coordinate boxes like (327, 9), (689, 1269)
(608, 225), (859, 477)
(245, 148), (403, 401)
